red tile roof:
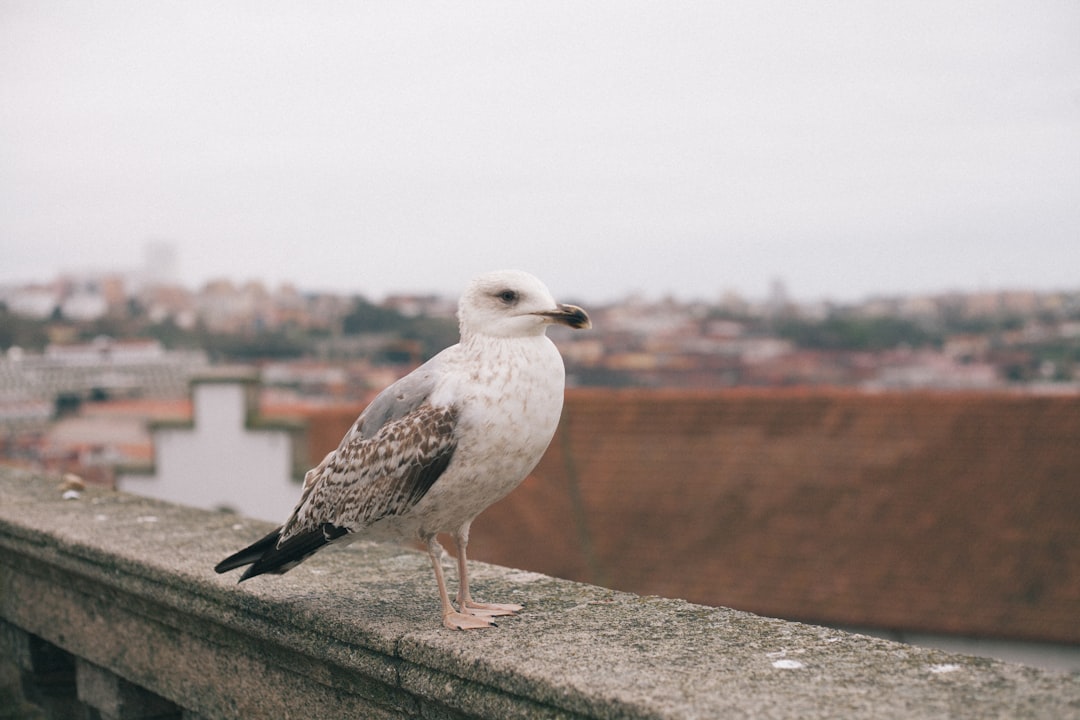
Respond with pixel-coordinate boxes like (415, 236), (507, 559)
(293, 402), (372, 465)
(467, 388), (1080, 644)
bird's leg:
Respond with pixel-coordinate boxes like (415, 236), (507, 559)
(454, 527), (523, 617)
(425, 535), (494, 630)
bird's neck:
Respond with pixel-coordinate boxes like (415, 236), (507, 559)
(459, 330), (549, 351)
(456, 332), (559, 374)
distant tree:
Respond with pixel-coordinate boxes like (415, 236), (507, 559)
(140, 318), (200, 349)
(571, 366), (644, 388)
(402, 316), (459, 359)
(341, 297), (458, 360)
(776, 315), (940, 351)
(126, 297), (145, 319)
(341, 297), (409, 334)
(0, 304), (50, 351)
(200, 330), (306, 361)
(938, 310), (1024, 336)
(78, 316), (134, 342)
(1024, 338), (1080, 382)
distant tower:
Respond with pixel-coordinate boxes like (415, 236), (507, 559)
(764, 277), (796, 324)
(143, 240), (179, 287)
(767, 277), (790, 311)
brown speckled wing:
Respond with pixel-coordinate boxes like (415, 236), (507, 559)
(280, 403), (458, 543)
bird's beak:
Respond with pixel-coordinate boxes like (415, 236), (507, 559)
(533, 304), (592, 330)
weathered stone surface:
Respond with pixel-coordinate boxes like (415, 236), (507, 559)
(2, 467), (1079, 719)
(76, 659), (181, 720)
(0, 655), (46, 720)
(0, 621), (78, 720)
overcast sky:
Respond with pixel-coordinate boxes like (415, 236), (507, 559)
(2, 1), (1078, 303)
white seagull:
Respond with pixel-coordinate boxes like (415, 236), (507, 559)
(215, 270), (591, 630)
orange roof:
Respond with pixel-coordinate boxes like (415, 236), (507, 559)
(468, 388), (1080, 644)
(293, 402), (371, 465)
(81, 397), (192, 420)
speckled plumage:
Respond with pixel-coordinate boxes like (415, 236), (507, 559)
(215, 270), (591, 629)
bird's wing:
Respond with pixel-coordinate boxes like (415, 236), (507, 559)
(215, 400), (458, 581)
(214, 351), (460, 580)
(344, 349), (450, 442)
(280, 347), (450, 528)
(280, 400), (459, 543)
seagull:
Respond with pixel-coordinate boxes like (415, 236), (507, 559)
(215, 269), (591, 630)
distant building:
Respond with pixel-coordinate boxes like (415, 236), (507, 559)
(3, 285), (58, 319)
(141, 240), (180, 287)
(117, 370), (306, 520)
(60, 289), (108, 321)
(116, 370), (367, 523)
(0, 339), (208, 408)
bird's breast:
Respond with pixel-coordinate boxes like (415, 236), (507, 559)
(418, 336), (567, 524)
(457, 339), (564, 462)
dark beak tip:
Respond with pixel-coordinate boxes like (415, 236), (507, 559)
(536, 304), (591, 329)
(560, 304), (592, 330)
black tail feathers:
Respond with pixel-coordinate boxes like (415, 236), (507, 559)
(214, 524), (349, 582)
(214, 526), (283, 578)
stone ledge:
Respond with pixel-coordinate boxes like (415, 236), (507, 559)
(1, 467), (1078, 719)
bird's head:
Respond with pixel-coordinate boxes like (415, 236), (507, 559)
(458, 270), (592, 339)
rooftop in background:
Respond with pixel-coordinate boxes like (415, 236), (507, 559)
(471, 388), (1080, 648)
(0, 340), (208, 422)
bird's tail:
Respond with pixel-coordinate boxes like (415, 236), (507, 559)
(214, 524), (349, 582)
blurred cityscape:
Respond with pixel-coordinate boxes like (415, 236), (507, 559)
(2, 249), (1078, 482)
(0, 238), (1077, 463)
(3, 249), (1079, 397)
(2, 247), (1078, 670)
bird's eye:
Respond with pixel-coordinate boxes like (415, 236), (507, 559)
(496, 289), (519, 305)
